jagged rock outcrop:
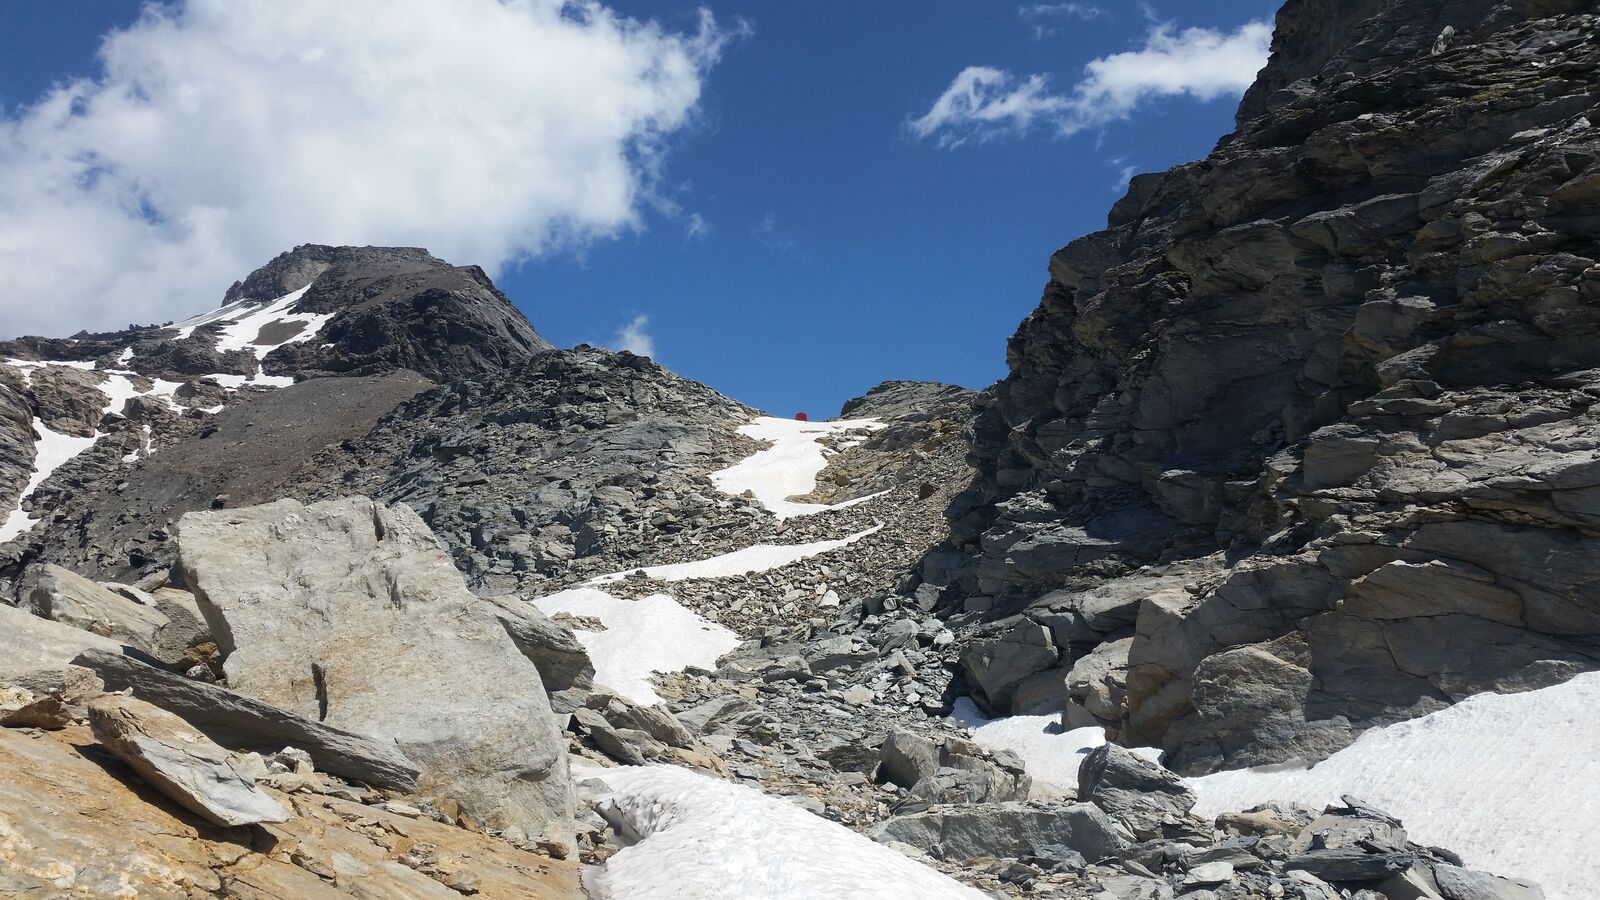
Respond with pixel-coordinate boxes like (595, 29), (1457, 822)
(941, 0), (1600, 772)
(177, 496), (574, 840)
(251, 245), (553, 382)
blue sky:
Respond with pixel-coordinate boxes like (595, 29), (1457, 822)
(0, 1), (1278, 416)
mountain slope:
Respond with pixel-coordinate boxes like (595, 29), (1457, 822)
(0, 244), (549, 585)
(937, 0), (1600, 773)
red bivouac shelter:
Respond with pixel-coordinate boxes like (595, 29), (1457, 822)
(795, 412), (809, 422)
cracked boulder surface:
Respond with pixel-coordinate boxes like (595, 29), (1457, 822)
(936, 0), (1600, 772)
(0, 724), (579, 898)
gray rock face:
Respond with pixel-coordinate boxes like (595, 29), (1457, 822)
(1078, 743), (1198, 841)
(839, 380), (974, 420)
(177, 496), (572, 838)
(253, 245), (553, 383)
(26, 566), (176, 658)
(941, 0), (1600, 771)
(877, 728), (1031, 804)
(867, 801), (1126, 863)
(26, 366), (107, 437)
(0, 371), (34, 528)
(0, 602), (125, 687)
(75, 648), (420, 792)
(482, 595), (595, 714)
(959, 618), (1059, 713)
(1433, 864), (1546, 900)
(86, 694), (288, 827)
(300, 346), (757, 595)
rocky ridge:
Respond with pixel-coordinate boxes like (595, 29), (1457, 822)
(935, 0), (1600, 774)
(0, 243), (548, 586)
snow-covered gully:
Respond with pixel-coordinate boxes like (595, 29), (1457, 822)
(536, 414), (999, 897)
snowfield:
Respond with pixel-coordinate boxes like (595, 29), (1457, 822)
(580, 765), (987, 900)
(710, 416), (885, 518)
(954, 676), (1597, 896)
(533, 587), (740, 705)
(1189, 672), (1600, 899)
(586, 525), (883, 585)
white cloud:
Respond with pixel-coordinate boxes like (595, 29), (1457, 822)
(751, 210), (795, 252)
(686, 212), (710, 239)
(911, 20), (1271, 148)
(612, 314), (655, 358)
(0, 0), (731, 337)
(1019, 3), (1105, 38)
(1109, 157), (1139, 192)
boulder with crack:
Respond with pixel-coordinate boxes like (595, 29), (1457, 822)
(176, 496), (572, 839)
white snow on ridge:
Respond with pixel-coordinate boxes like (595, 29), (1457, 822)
(0, 418), (98, 543)
(4, 358), (97, 375)
(1190, 673), (1600, 899)
(585, 525), (884, 585)
(174, 285), (325, 345)
(210, 286), (327, 357)
(533, 587), (739, 705)
(711, 416), (886, 519)
(581, 764), (987, 900)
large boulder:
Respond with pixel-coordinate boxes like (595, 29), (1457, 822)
(86, 694), (288, 827)
(877, 728), (1031, 805)
(0, 602), (125, 689)
(867, 801), (1126, 862)
(1078, 742), (1199, 841)
(959, 618), (1060, 713)
(26, 565), (183, 660)
(176, 497), (572, 838)
(75, 648), (420, 792)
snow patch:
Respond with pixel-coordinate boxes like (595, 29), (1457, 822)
(1189, 673), (1600, 898)
(951, 698), (1107, 791)
(173, 286), (327, 352)
(532, 587), (739, 705)
(581, 764), (987, 900)
(711, 416), (886, 519)
(586, 525), (883, 585)
(4, 358), (97, 374)
(0, 418), (100, 543)
(950, 699), (1163, 791)
(174, 286), (327, 393)
(210, 286), (323, 356)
